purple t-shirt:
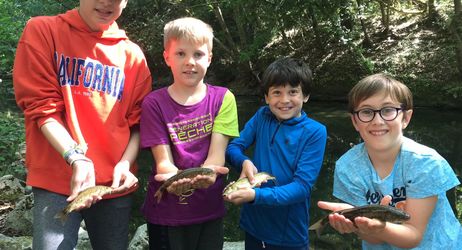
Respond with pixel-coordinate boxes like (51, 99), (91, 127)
(140, 84), (232, 226)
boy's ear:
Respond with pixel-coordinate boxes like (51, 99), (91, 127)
(303, 95), (310, 103)
(264, 94), (269, 104)
(350, 114), (360, 132)
(163, 51), (170, 67)
(402, 109), (413, 129)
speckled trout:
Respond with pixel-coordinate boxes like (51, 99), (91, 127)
(309, 204), (411, 236)
(154, 167), (214, 203)
(54, 185), (113, 223)
(222, 172), (276, 196)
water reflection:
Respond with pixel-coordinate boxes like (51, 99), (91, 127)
(135, 97), (462, 248)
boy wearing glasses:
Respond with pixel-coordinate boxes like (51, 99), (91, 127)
(317, 73), (461, 249)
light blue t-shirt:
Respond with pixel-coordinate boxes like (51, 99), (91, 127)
(334, 137), (462, 249)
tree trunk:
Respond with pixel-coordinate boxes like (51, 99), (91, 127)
(428, 0), (437, 19)
(357, 0), (372, 47)
(377, 0), (391, 36)
(453, 0), (462, 76)
(209, 1), (239, 55)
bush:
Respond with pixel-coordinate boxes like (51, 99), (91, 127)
(0, 111), (26, 180)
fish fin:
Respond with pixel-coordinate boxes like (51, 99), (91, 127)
(271, 178), (278, 186)
(223, 181), (235, 190)
(309, 217), (327, 237)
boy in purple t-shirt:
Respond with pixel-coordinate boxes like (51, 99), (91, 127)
(140, 17), (239, 250)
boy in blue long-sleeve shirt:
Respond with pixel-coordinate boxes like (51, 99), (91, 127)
(225, 57), (327, 250)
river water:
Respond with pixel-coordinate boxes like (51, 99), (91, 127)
(133, 96), (462, 248)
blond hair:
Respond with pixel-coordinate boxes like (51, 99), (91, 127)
(348, 73), (413, 113)
(163, 17), (213, 52)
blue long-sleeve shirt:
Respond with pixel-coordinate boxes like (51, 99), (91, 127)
(226, 106), (327, 247)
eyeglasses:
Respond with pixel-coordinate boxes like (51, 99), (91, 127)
(353, 107), (403, 123)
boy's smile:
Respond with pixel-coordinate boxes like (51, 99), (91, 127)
(79, 0), (128, 31)
(265, 84), (308, 121)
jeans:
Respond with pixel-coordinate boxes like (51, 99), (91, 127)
(32, 187), (133, 250)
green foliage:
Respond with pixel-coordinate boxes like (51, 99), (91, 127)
(0, 111), (25, 180)
(1, 0), (461, 104)
(0, 0), (76, 78)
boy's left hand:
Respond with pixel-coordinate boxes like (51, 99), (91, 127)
(111, 160), (138, 193)
(190, 165), (229, 189)
(224, 188), (256, 205)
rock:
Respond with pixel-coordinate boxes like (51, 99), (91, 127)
(76, 227), (92, 250)
(0, 233), (32, 250)
(4, 193), (33, 236)
(223, 241), (245, 250)
(128, 223), (148, 250)
(0, 175), (25, 202)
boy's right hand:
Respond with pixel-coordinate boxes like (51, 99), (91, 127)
(224, 188), (256, 205)
(154, 172), (176, 182)
(67, 159), (96, 203)
(317, 196), (393, 235)
(241, 160), (258, 184)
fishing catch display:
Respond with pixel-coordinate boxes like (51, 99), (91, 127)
(154, 167), (214, 204)
(222, 172), (276, 196)
(55, 185), (113, 222)
(309, 204), (411, 236)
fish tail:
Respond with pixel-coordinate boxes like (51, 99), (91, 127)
(270, 178), (278, 186)
(154, 191), (163, 203)
(54, 211), (68, 224)
(308, 218), (327, 237)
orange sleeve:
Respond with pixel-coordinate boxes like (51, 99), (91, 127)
(13, 17), (66, 127)
(125, 46), (152, 127)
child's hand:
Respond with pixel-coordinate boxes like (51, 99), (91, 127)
(68, 159), (95, 202)
(353, 216), (386, 235)
(317, 201), (357, 234)
(167, 178), (193, 196)
(190, 165), (229, 189)
(111, 160), (138, 194)
(241, 160), (258, 184)
(224, 188), (256, 205)
(154, 171), (190, 195)
(154, 172), (176, 182)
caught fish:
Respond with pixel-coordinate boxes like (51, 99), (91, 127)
(154, 167), (214, 203)
(222, 172), (276, 196)
(309, 204), (410, 236)
(55, 185), (113, 223)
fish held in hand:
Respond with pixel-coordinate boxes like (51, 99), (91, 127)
(222, 172), (276, 196)
(55, 185), (113, 223)
(309, 204), (410, 236)
(154, 167), (215, 203)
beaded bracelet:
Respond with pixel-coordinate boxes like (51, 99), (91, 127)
(67, 153), (93, 167)
(62, 147), (84, 159)
(62, 146), (89, 167)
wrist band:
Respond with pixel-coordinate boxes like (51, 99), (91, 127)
(63, 146), (89, 167)
(67, 153), (93, 167)
(62, 145), (85, 158)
